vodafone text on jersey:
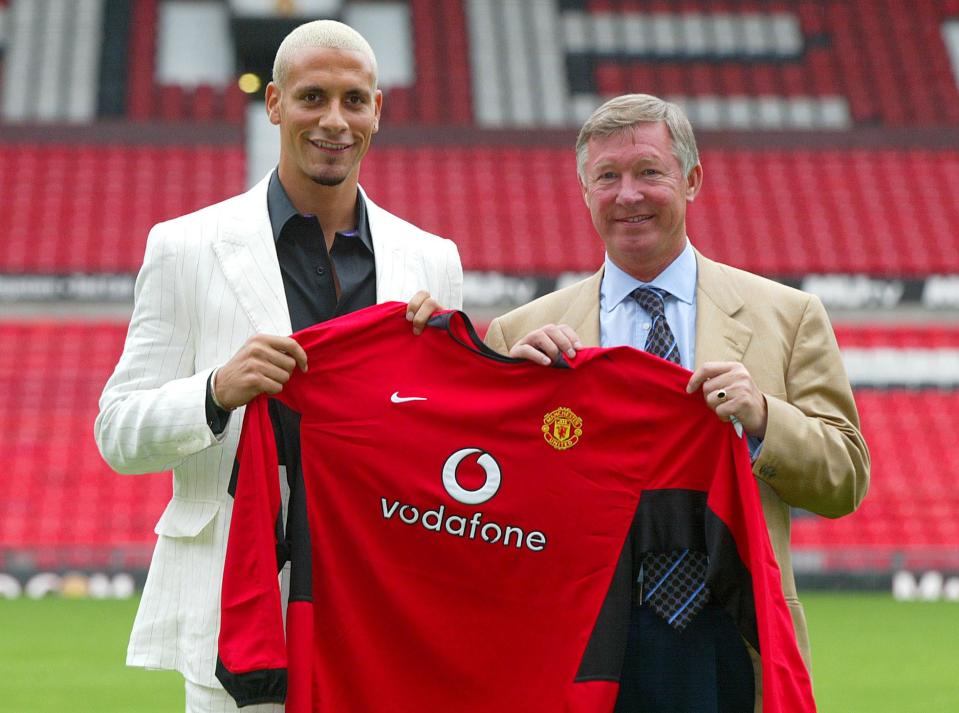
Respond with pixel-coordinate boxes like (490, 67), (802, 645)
(379, 447), (547, 552)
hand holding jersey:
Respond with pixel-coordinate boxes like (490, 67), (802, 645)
(213, 334), (309, 411)
(687, 360), (769, 438)
(213, 291), (438, 411)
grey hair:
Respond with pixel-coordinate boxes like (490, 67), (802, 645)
(575, 94), (699, 182)
(272, 20), (378, 89)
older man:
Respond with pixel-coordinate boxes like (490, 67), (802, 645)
(486, 94), (869, 712)
(96, 20), (461, 712)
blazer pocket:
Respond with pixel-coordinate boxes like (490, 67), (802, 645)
(153, 497), (220, 538)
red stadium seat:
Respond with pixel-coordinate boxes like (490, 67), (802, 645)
(575, 0), (959, 127)
(127, 0), (158, 120)
(0, 144), (245, 272)
(2, 322), (957, 570)
(0, 323), (169, 563)
(2, 143), (955, 276)
(792, 388), (959, 554)
(355, 145), (959, 275)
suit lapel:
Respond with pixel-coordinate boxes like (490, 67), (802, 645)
(564, 269), (603, 347)
(364, 188), (401, 302)
(693, 251), (752, 368)
(213, 175), (292, 335)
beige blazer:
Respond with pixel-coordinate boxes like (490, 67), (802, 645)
(486, 249), (869, 709)
(95, 173), (463, 687)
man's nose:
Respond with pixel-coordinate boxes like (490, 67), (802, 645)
(319, 100), (349, 132)
(615, 175), (644, 204)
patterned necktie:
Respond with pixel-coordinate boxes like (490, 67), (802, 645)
(631, 287), (681, 365)
(632, 287), (710, 630)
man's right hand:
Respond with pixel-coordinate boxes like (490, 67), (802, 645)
(213, 334), (309, 410)
(508, 324), (583, 366)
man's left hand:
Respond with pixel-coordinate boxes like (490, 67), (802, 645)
(686, 361), (768, 438)
(406, 291), (444, 335)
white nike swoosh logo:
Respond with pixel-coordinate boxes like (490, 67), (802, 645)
(391, 392), (427, 403)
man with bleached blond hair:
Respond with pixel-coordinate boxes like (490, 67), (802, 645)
(96, 19), (461, 712)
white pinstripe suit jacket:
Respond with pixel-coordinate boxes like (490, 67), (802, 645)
(94, 173), (463, 687)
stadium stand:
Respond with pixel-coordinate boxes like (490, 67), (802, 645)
(0, 321), (167, 571)
(0, 144), (245, 272)
(0, 321), (956, 575)
(793, 388), (959, 569)
(467, 0), (959, 128)
(583, 0), (959, 127)
(1, 143), (957, 277)
(396, 0), (473, 125)
(363, 146), (959, 276)
(127, 0), (159, 120)
(790, 325), (959, 568)
(125, 0), (247, 123)
(1, 0), (957, 592)
(0, 0), (103, 123)
(835, 324), (959, 350)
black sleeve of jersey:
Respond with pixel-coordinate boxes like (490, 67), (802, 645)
(574, 489), (761, 684)
(215, 658), (287, 707)
(705, 510), (759, 652)
(575, 535), (634, 682)
(266, 400), (313, 593)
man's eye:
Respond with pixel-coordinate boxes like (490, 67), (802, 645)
(598, 172), (617, 180)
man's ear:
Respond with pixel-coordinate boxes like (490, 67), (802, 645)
(265, 82), (281, 126)
(686, 163), (703, 202)
(372, 89), (383, 134)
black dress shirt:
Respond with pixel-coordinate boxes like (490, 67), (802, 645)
(205, 170), (377, 433)
(267, 171), (376, 331)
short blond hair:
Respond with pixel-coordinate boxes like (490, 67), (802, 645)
(272, 20), (378, 89)
(576, 94), (699, 181)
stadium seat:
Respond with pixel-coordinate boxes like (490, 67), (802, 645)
(792, 388), (959, 554)
(573, 0), (959, 128)
(2, 1), (958, 581)
(0, 322), (170, 567)
(3, 142), (957, 277)
(2, 322), (956, 572)
(359, 146), (959, 275)
(0, 144), (245, 272)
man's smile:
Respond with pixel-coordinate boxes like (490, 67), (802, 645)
(309, 139), (352, 152)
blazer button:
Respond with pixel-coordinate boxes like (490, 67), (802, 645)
(760, 464), (775, 478)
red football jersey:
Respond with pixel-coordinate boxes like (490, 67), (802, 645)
(217, 302), (815, 713)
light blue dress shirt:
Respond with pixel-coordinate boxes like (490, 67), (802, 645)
(600, 239), (698, 366)
(599, 240), (760, 456)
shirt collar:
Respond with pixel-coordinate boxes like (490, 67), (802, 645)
(266, 169), (373, 253)
(601, 239), (697, 313)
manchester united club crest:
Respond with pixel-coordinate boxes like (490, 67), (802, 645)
(542, 407), (583, 451)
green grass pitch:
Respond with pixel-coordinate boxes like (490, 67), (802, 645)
(0, 592), (956, 712)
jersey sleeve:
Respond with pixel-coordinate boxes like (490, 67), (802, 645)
(707, 429), (817, 712)
(216, 395), (288, 706)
